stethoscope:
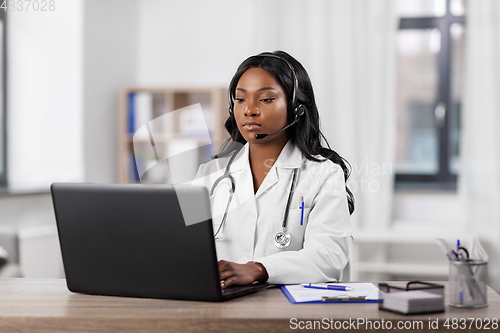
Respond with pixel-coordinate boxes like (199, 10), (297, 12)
(209, 147), (300, 249)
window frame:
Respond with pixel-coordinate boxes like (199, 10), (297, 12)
(0, 9), (6, 187)
(395, 0), (465, 190)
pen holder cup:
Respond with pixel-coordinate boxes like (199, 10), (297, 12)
(449, 260), (488, 308)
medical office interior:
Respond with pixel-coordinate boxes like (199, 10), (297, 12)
(0, 0), (499, 294)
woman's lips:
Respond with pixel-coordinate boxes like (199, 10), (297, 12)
(242, 121), (262, 131)
(243, 124), (261, 130)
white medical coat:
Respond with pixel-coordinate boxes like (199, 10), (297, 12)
(191, 140), (351, 284)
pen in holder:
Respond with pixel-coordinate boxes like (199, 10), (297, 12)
(449, 260), (488, 308)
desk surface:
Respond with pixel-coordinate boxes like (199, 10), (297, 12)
(0, 279), (499, 333)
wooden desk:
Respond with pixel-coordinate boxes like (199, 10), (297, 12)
(0, 279), (498, 332)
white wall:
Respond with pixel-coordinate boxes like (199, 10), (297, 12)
(137, 0), (259, 86)
(8, 0), (84, 188)
(83, 0), (139, 183)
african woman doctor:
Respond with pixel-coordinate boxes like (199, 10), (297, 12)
(191, 51), (354, 288)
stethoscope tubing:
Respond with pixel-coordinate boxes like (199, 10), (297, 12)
(281, 168), (298, 229)
(210, 148), (240, 239)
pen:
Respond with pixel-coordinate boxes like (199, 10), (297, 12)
(322, 296), (366, 302)
(299, 196), (304, 226)
(436, 238), (460, 261)
(301, 283), (354, 291)
(456, 240), (468, 304)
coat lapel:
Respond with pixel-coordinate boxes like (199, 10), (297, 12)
(255, 141), (302, 198)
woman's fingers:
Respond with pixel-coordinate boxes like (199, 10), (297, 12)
(222, 276), (237, 288)
(218, 260), (233, 288)
(219, 269), (234, 281)
(218, 260), (240, 288)
(218, 260), (263, 288)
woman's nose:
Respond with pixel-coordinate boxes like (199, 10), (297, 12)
(243, 99), (260, 117)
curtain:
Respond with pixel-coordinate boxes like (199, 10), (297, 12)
(460, 0), (500, 292)
(251, 0), (398, 231)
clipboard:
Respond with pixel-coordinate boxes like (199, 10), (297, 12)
(281, 283), (381, 304)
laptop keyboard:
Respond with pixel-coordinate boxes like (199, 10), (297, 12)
(221, 283), (269, 299)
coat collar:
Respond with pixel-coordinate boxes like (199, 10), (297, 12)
(227, 143), (249, 173)
(254, 140), (302, 197)
(274, 140), (303, 169)
(228, 140), (303, 173)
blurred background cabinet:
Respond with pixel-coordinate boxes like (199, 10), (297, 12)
(118, 87), (229, 184)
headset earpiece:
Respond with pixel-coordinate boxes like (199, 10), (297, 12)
(294, 104), (306, 119)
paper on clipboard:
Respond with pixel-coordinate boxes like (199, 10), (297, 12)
(281, 283), (381, 304)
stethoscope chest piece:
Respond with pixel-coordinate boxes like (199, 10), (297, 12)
(274, 229), (292, 249)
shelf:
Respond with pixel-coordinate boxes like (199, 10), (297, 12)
(119, 87), (228, 184)
(128, 133), (214, 143)
(355, 263), (448, 277)
(352, 229), (468, 244)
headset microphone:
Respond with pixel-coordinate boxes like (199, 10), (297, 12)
(255, 115), (301, 139)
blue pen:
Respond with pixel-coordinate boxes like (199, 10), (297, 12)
(301, 283), (354, 291)
(457, 239), (465, 304)
(299, 196), (304, 226)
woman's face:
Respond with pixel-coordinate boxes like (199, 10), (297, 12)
(233, 67), (288, 144)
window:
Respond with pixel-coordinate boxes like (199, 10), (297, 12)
(0, 9), (5, 187)
(395, 0), (465, 189)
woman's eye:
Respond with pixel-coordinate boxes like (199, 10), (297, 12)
(235, 98), (245, 103)
(261, 98), (275, 103)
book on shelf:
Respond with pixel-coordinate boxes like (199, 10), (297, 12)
(135, 92), (153, 135)
(128, 152), (140, 182)
(128, 92), (153, 139)
(128, 93), (135, 135)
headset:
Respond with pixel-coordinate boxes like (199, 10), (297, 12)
(228, 53), (307, 139)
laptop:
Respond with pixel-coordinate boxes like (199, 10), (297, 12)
(51, 183), (268, 301)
